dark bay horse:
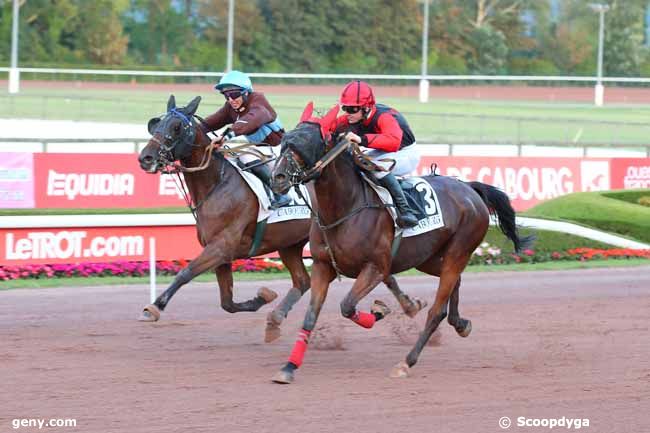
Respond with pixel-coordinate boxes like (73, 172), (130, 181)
(137, 95), (425, 342)
(270, 103), (533, 383)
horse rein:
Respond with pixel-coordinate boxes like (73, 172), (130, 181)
(284, 137), (389, 280)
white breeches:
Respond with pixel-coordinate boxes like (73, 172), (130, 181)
(228, 135), (278, 165)
(364, 143), (420, 179)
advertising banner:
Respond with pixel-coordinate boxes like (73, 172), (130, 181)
(417, 156), (612, 210)
(1, 225), (201, 265)
(0, 153), (644, 211)
(609, 158), (650, 189)
(0, 153), (35, 208)
(33, 153), (186, 209)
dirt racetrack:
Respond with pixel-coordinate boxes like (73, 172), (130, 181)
(2, 266), (650, 433)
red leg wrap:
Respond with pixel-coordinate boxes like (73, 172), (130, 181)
(350, 311), (376, 329)
(287, 329), (311, 367)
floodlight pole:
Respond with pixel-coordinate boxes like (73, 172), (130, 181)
(226, 0), (235, 71)
(590, 3), (609, 107)
(419, 0), (431, 103)
(8, 0), (20, 93)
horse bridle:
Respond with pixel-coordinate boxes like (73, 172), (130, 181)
(151, 108), (199, 170)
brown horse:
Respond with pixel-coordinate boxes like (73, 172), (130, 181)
(270, 104), (533, 383)
(137, 95), (426, 342)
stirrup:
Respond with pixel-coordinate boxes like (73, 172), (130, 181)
(270, 194), (291, 209)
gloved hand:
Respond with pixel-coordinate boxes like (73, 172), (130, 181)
(345, 131), (362, 144)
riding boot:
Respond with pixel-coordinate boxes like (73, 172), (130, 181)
(378, 173), (419, 228)
(248, 162), (292, 209)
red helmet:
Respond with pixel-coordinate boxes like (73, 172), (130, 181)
(339, 80), (375, 107)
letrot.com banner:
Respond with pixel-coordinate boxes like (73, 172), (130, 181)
(1, 226), (202, 265)
(0, 153), (648, 211)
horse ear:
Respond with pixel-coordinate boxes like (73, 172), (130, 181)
(167, 94), (176, 112)
(320, 104), (340, 133)
(147, 117), (161, 135)
(185, 96), (202, 116)
(299, 102), (314, 123)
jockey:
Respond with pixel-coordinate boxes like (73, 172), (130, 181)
(334, 80), (419, 228)
(204, 70), (291, 209)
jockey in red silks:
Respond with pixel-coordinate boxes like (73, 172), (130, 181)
(204, 70), (291, 209)
(334, 80), (419, 228)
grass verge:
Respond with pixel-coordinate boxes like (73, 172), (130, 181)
(2, 258), (648, 290)
(524, 189), (650, 244)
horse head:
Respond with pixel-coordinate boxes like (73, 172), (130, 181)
(272, 102), (339, 194)
(138, 94), (202, 173)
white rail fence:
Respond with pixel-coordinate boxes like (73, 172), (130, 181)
(3, 66), (650, 103)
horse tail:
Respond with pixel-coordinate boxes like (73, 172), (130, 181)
(468, 181), (535, 253)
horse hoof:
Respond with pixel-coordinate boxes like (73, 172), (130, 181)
(271, 370), (294, 384)
(265, 325), (281, 343)
(457, 319), (472, 337)
(404, 299), (427, 318)
(371, 300), (392, 319)
(389, 361), (410, 378)
(257, 287), (278, 304)
(138, 304), (160, 322)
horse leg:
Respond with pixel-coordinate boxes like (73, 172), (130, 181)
(340, 264), (388, 329)
(447, 277), (472, 337)
(383, 275), (427, 318)
(266, 243), (311, 343)
(272, 261), (335, 384)
(138, 242), (229, 322)
(215, 263), (278, 313)
(390, 255), (469, 378)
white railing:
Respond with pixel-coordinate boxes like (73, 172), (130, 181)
(3, 66), (650, 84)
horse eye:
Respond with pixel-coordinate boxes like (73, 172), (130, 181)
(173, 123), (181, 133)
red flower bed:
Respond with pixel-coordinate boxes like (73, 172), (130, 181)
(0, 258), (285, 281)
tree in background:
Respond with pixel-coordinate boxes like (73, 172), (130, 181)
(603, 0), (645, 77)
(74, 0), (129, 65)
(0, 0), (79, 65)
(123, 0), (194, 66)
(0, 0), (649, 77)
(538, 0), (595, 75)
(196, 0), (270, 71)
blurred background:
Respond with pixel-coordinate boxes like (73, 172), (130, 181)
(0, 0), (650, 152)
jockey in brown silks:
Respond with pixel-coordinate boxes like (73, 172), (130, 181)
(203, 70), (291, 209)
(333, 80), (420, 228)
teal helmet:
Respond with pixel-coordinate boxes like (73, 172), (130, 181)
(215, 70), (253, 93)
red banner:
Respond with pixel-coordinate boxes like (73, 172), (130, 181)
(0, 153), (646, 211)
(33, 153), (186, 208)
(1, 225), (201, 265)
(417, 156), (616, 210)
(609, 158), (650, 189)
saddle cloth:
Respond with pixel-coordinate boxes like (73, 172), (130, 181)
(226, 158), (311, 223)
(362, 175), (445, 238)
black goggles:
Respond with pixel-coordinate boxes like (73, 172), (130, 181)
(342, 105), (362, 114)
(222, 90), (244, 100)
